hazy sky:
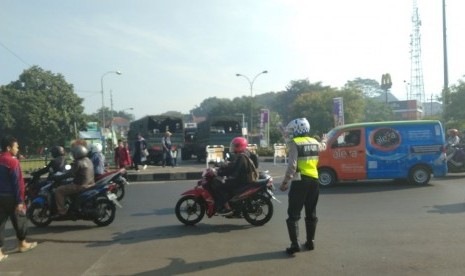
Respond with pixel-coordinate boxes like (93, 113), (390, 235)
(1, 0), (464, 120)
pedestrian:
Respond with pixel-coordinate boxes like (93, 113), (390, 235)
(114, 140), (131, 169)
(279, 118), (325, 256)
(161, 131), (173, 167)
(133, 133), (148, 171)
(0, 136), (38, 261)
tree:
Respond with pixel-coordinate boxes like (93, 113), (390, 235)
(0, 66), (86, 152)
(443, 79), (465, 130)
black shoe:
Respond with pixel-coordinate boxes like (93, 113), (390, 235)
(285, 244), (301, 256)
(303, 241), (314, 251)
(217, 208), (233, 216)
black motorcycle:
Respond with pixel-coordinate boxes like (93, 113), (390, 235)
(27, 176), (122, 227)
(446, 145), (465, 173)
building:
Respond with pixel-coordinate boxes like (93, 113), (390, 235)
(388, 100), (423, 120)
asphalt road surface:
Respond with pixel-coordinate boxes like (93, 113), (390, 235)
(1, 170), (465, 275)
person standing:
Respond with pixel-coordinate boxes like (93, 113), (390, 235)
(279, 118), (324, 256)
(133, 133), (147, 171)
(114, 140), (131, 169)
(0, 136), (37, 261)
(161, 131), (173, 167)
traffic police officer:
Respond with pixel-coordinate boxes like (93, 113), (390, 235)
(280, 118), (324, 256)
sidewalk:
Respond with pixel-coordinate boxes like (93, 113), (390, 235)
(125, 158), (285, 182)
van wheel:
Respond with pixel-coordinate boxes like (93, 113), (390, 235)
(318, 168), (336, 188)
(408, 165), (431, 185)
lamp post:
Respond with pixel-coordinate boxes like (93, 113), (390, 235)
(100, 70), (122, 154)
(235, 70), (268, 137)
(101, 70), (122, 131)
(121, 107), (134, 121)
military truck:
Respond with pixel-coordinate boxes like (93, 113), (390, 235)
(127, 115), (184, 165)
(192, 115), (243, 161)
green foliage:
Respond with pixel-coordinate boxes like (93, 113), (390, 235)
(0, 66), (86, 153)
(444, 80), (465, 126)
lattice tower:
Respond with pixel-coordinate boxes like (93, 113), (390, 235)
(409, 0), (425, 103)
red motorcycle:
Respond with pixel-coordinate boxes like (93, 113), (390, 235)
(95, 168), (129, 201)
(175, 167), (279, 226)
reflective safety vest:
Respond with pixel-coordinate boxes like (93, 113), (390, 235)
(293, 136), (319, 179)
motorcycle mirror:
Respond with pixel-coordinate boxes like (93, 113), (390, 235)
(64, 164), (72, 170)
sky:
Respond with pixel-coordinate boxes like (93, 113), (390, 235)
(1, 0), (464, 120)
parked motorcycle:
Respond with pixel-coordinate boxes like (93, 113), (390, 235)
(27, 174), (122, 227)
(175, 167), (279, 226)
(95, 168), (129, 201)
(446, 145), (465, 173)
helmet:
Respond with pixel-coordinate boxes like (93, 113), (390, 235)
(449, 128), (459, 135)
(71, 145), (88, 159)
(286, 118), (310, 138)
(89, 143), (103, 153)
(230, 137), (248, 154)
(50, 146), (65, 158)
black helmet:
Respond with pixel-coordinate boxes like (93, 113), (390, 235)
(50, 146), (65, 158)
(71, 145), (88, 160)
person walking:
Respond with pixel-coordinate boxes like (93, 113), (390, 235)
(161, 131), (173, 167)
(279, 118), (325, 256)
(0, 136), (37, 261)
(133, 133), (147, 171)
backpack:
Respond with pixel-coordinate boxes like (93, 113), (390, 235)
(241, 153), (259, 183)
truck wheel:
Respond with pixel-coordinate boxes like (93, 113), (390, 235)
(318, 168), (336, 188)
(408, 165), (431, 185)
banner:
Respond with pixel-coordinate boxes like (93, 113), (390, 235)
(259, 109), (269, 147)
(333, 97), (344, 127)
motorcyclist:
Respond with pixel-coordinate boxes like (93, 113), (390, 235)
(31, 146), (67, 181)
(447, 129), (460, 147)
(214, 137), (258, 215)
(89, 143), (105, 178)
(53, 144), (95, 217)
(29, 146), (68, 199)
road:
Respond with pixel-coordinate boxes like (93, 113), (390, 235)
(1, 168), (465, 275)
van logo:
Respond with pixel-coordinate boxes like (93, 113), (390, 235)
(370, 128), (401, 151)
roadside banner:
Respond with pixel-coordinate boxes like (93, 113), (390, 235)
(333, 97), (344, 127)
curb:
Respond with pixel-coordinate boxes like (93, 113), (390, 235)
(126, 172), (203, 182)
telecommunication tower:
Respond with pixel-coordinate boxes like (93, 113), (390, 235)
(409, 0), (425, 104)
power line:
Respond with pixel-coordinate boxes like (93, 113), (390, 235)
(0, 40), (31, 67)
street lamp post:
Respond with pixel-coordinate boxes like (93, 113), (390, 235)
(235, 70), (268, 137)
(101, 70), (122, 132)
(121, 107), (134, 121)
(100, 70), (122, 154)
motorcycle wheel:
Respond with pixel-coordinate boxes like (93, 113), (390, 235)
(175, 195), (205, 225)
(27, 203), (52, 227)
(92, 198), (116, 227)
(243, 194), (273, 226)
(114, 180), (126, 201)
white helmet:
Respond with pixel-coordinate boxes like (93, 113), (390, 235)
(89, 143), (103, 153)
(286, 118), (310, 138)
